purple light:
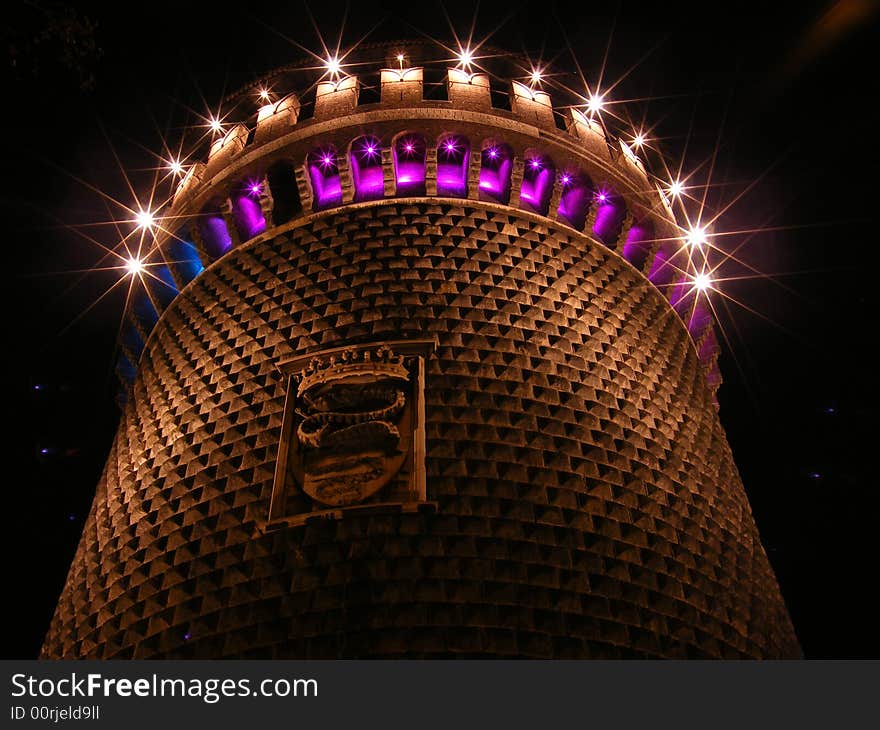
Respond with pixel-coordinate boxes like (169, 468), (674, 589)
(358, 136), (382, 161)
(809, 472), (821, 480)
(232, 191), (267, 239)
(437, 136), (469, 197)
(198, 213), (233, 258)
(593, 192), (625, 244)
(184, 633), (192, 641)
(698, 333), (718, 360)
(68, 514), (75, 522)
(688, 302), (712, 336)
(557, 173), (591, 229)
(669, 280), (689, 310)
(648, 248), (675, 286)
(249, 183), (262, 195)
(309, 146), (343, 209)
(622, 222), (653, 269)
(40, 448), (49, 454)
(352, 136), (384, 201)
(34, 384), (42, 391)
(479, 144), (512, 203)
(520, 155), (554, 214)
(394, 136), (427, 195)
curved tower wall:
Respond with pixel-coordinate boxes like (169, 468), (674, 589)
(42, 54), (799, 658)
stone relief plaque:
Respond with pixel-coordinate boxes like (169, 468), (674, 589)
(268, 339), (435, 527)
(294, 346), (411, 506)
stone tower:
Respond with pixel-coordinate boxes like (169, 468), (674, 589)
(42, 43), (800, 658)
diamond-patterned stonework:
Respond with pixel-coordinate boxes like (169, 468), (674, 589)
(42, 200), (799, 658)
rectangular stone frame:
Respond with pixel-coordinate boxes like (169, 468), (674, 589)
(265, 338), (437, 530)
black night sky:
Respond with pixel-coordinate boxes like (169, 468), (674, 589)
(2, 0), (877, 659)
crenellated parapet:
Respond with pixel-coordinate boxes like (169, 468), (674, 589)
(123, 57), (718, 405)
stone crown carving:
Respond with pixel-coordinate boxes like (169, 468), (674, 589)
(296, 346), (409, 397)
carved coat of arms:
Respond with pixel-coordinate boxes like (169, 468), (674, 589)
(292, 346), (411, 506)
(268, 340), (433, 525)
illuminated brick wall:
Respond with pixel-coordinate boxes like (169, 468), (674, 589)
(42, 200), (800, 658)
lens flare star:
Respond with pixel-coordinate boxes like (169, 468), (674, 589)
(686, 226), (708, 247)
(126, 257), (145, 276)
(586, 94), (605, 115)
(693, 272), (712, 291)
(325, 56), (342, 77)
(134, 210), (155, 230)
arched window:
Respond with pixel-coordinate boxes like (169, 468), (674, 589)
(115, 353), (136, 388)
(622, 219), (654, 271)
(197, 201), (233, 258)
(592, 188), (627, 246)
(688, 301), (712, 340)
(130, 288), (158, 330)
(266, 160), (302, 225)
(231, 178), (267, 241)
(120, 324), (144, 360)
(350, 135), (385, 201)
(393, 133), (427, 196)
(436, 134), (469, 197)
(168, 231), (204, 286)
(669, 277), (690, 313)
(519, 152), (555, 215)
(648, 246), (677, 288)
(557, 170), (592, 230)
(478, 142), (513, 204)
(144, 262), (178, 311)
(307, 145), (343, 210)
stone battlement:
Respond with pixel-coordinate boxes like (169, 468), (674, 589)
(121, 52), (719, 406)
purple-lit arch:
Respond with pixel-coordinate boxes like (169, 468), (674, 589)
(592, 188), (627, 246)
(436, 134), (469, 197)
(556, 169), (593, 230)
(307, 145), (343, 210)
(393, 132), (427, 196)
(197, 201), (233, 259)
(648, 246), (679, 288)
(698, 328), (720, 361)
(478, 141), (513, 204)
(622, 217), (655, 270)
(349, 135), (385, 202)
(688, 301), (713, 340)
(519, 151), (555, 215)
(231, 178), (267, 241)
(669, 277), (691, 315)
